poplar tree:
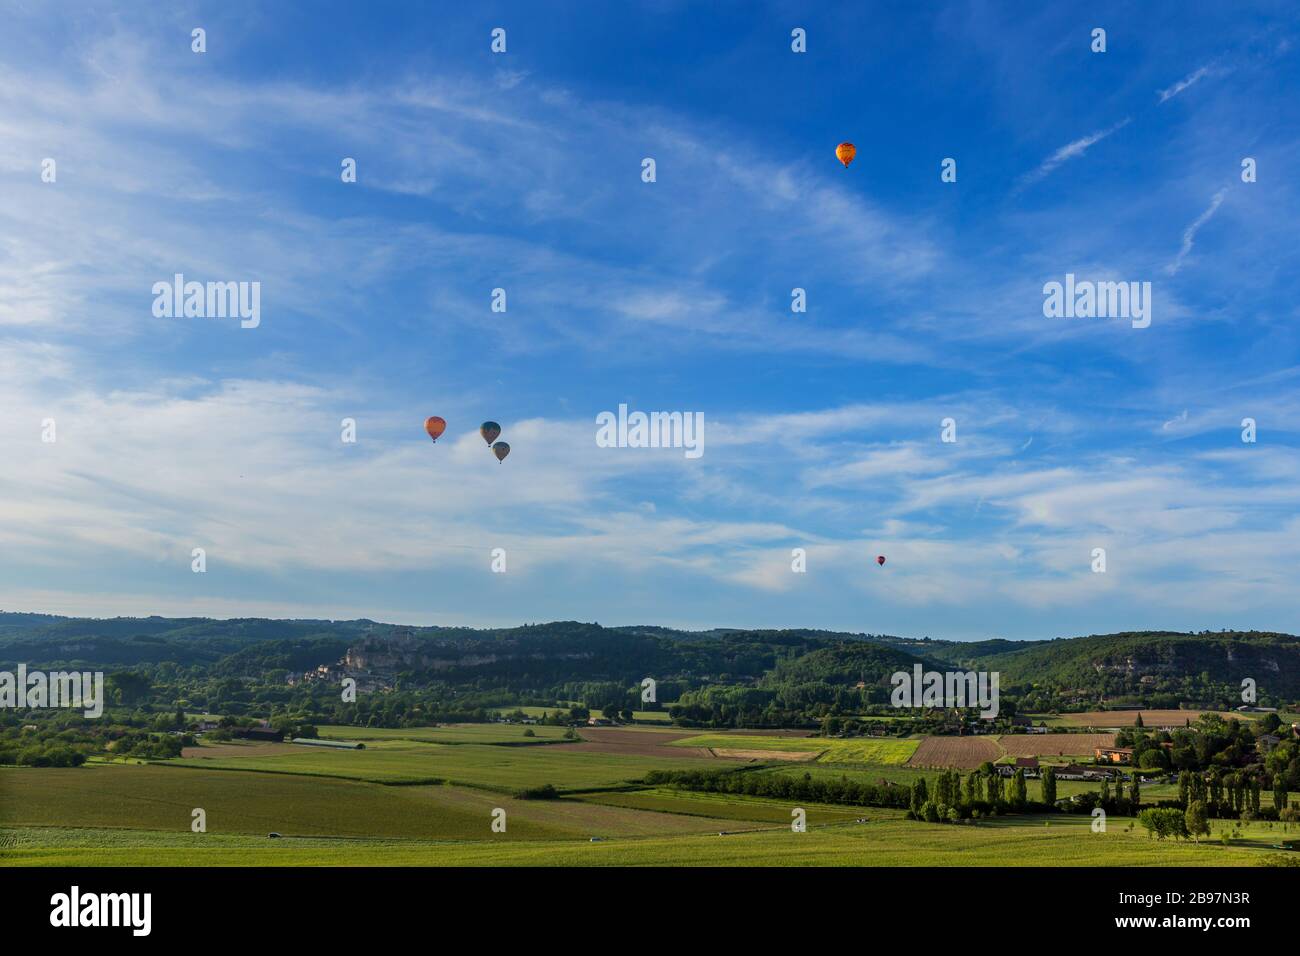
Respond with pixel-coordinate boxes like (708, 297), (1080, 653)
(1186, 801), (1209, 842)
(1040, 766), (1056, 806)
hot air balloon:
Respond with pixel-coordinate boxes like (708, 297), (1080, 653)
(424, 416), (447, 442)
(836, 142), (856, 168)
(876, 555), (886, 566)
(480, 421), (501, 446)
(492, 441), (510, 463)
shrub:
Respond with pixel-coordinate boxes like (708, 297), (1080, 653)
(514, 783), (559, 800)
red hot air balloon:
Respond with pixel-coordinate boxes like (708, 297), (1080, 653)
(492, 441), (510, 463)
(836, 142), (856, 168)
(876, 555), (886, 566)
(424, 416), (447, 442)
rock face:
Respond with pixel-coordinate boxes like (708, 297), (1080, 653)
(297, 631), (516, 690)
(344, 634), (501, 672)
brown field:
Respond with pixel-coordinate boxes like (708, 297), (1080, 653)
(907, 736), (1001, 769)
(998, 734), (1115, 757)
(547, 727), (714, 759)
(1052, 710), (1240, 728)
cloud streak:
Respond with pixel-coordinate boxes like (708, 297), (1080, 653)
(1166, 188), (1227, 275)
(1020, 118), (1131, 186)
(1157, 65), (1222, 103)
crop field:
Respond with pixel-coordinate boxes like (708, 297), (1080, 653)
(671, 734), (919, 765)
(4, 815), (1287, 867)
(907, 736), (1002, 768)
(811, 737), (920, 764)
(997, 734), (1116, 757)
(1, 724), (1282, 867)
(906, 734), (1122, 767)
(672, 734), (825, 755)
(1040, 710), (1243, 728)
(173, 735), (707, 789)
(314, 723), (575, 744)
(575, 788), (880, 825)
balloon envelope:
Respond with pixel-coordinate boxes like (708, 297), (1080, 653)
(492, 441), (510, 463)
(876, 555), (886, 566)
(424, 416), (447, 442)
(480, 421), (502, 445)
(836, 142), (856, 168)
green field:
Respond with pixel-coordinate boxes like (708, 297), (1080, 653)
(314, 723), (574, 744)
(673, 734), (826, 753)
(576, 787), (878, 825)
(3, 722), (1290, 867)
(672, 734), (919, 764)
(174, 737), (702, 789)
(5, 815), (1288, 867)
(756, 761), (1179, 803)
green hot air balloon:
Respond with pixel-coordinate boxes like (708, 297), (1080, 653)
(480, 421), (502, 446)
(492, 441), (510, 463)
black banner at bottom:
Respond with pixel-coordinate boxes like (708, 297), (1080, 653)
(0, 866), (1283, 941)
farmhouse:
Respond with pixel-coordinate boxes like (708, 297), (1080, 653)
(1055, 764), (1118, 781)
(997, 762), (1038, 778)
(1095, 746), (1132, 764)
(1054, 765), (1091, 781)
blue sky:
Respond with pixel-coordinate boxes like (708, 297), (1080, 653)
(1, 1), (1298, 639)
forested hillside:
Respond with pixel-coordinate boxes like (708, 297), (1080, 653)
(1, 614), (1295, 724)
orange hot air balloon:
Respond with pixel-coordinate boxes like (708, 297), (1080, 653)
(876, 555), (886, 566)
(424, 416), (447, 442)
(836, 142), (856, 168)
(491, 441), (510, 463)
(480, 421), (501, 446)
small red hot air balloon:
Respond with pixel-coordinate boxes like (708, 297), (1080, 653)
(424, 416), (446, 442)
(876, 555), (886, 566)
(492, 441), (510, 463)
(836, 142), (856, 168)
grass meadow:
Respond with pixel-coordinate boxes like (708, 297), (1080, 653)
(1, 722), (1288, 867)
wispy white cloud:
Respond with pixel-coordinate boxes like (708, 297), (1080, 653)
(1020, 118), (1131, 186)
(1166, 188), (1227, 275)
(1157, 65), (1216, 103)
(0, 14), (1297, 637)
